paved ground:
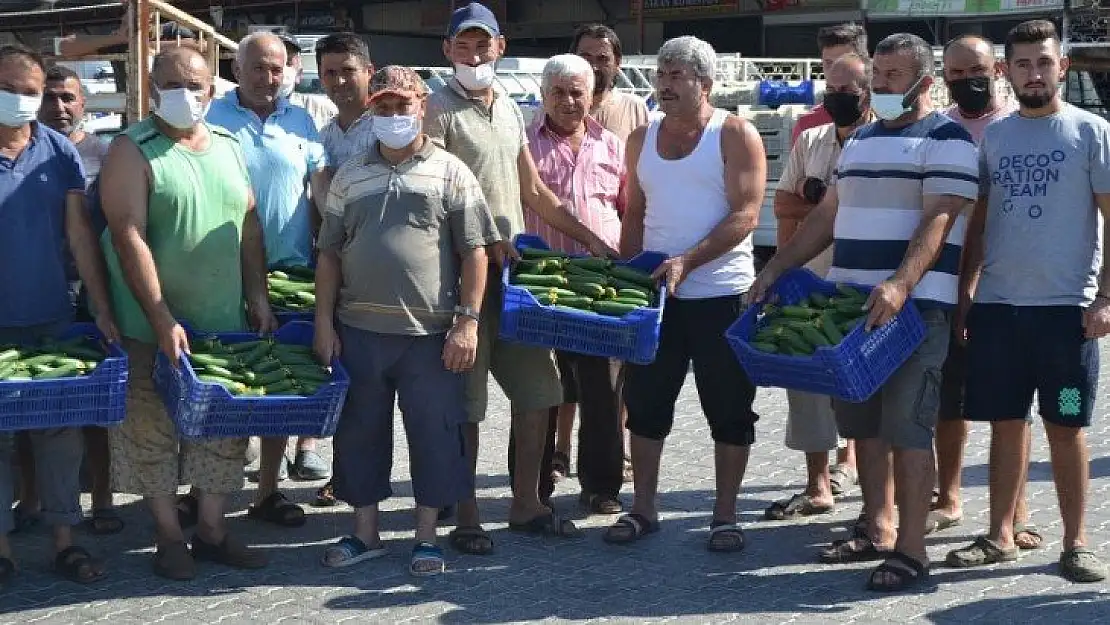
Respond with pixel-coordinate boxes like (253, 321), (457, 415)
(2, 346), (1109, 624)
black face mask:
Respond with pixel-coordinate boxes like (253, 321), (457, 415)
(947, 76), (993, 114)
(823, 91), (864, 128)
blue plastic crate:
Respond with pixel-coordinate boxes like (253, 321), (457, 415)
(0, 323), (128, 431)
(725, 268), (927, 403)
(153, 321), (349, 439)
(498, 234), (668, 365)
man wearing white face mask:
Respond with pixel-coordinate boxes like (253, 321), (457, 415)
(99, 46), (276, 581)
(205, 32), (331, 528)
(425, 1), (619, 554)
(316, 65), (499, 575)
(277, 34), (338, 132)
(751, 33), (979, 592)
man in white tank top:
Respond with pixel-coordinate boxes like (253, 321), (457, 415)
(603, 36), (767, 553)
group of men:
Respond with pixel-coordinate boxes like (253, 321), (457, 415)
(0, 0), (1105, 594)
(757, 18), (1108, 589)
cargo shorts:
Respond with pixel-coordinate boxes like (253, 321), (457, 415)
(465, 279), (563, 423)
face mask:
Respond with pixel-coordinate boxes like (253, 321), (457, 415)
(277, 66), (298, 99)
(153, 88), (208, 130)
(0, 90), (42, 127)
(871, 76), (924, 121)
(823, 92), (865, 128)
(454, 62), (495, 90)
(374, 114), (420, 149)
(947, 76), (992, 114)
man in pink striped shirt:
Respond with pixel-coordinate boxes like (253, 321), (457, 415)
(521, 54), (626, 514)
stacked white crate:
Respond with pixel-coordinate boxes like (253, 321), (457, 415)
(737, 104), (806, 249)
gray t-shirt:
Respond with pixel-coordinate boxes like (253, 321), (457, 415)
(74, 132), (109, 186)
(976, 103), (1110, 307)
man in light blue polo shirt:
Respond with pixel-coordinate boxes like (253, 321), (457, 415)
(206, 32), (330, 527)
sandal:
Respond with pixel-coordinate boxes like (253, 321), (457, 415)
(448, 525), (494, 555)
(764, 493), (835, 521)
(311, 480), (339, 507)
(54, 546), (107, 585)
(153, 540), (196, 581)
(322, 535), (388, 568)
(1059, 547), (1108, 583)
(819, 536), (891, 564)
(1014, 522), (1044, 550)
(580, 492), (623, 515)
(0, 557), (14, 590)
(925, 509), (963, 535)
(191, 533), (269, 570)
(247, 492), (306, 528)
(177, 494), (199, 529)
(82, 508), (125, 535)
(867, 552), (931, 593)
(828, 465), (858, 497)
(410, 542), (445, 577)
(603, 513), (659, 544)
(509, 512), (583, 538)
(707, 521), (746, 553)
(551, 451), (570, 480)
(945, 536), (1020, 568)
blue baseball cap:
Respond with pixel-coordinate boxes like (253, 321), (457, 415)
(448, 2), (500, 38)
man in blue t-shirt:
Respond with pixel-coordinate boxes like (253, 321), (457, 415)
(0, 44), (118, 588)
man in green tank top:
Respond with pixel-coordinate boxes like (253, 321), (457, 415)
(99, 47), (277, 581)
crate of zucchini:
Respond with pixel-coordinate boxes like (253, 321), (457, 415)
(725, 268), (926, 403)
(500, 234), (667, 365)
(268, 266), (315, 323)
(153, 321), (349, 439)
(0, 323), (128, 431)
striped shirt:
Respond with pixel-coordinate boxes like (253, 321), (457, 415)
(524, 115), (624, 256)
(321, 111), (376, 171)
(829, 111), (979, 307)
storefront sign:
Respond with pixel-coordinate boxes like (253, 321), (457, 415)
(864, 0), (1063, 15)
(630, 0), (741, 19)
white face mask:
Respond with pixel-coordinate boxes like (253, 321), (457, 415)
(153, 87), (208, 130)
(871, 77), (924, 122)
(277, 66), (298, 99)
(454, 62), (495, 90)
(0, 90), (42, 128)
(374, 114), (420, 149)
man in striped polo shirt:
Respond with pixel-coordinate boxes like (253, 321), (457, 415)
(751, 35), (979, 592)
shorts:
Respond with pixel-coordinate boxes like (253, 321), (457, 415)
(556, 351), (578, 404)
(465, 278), (562, 423)
(332, 325), (473, 509)
(965, 304), (1099, 428)
(938, 338), (967, 420)
(784, 389), (838, 453)
(833, 308), (951, 451)
(624, 294), (759, 446)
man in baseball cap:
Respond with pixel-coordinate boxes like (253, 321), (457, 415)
(448, 2), (500, 38)
(317, 64), (499, 576)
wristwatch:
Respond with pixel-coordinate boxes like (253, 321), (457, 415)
(454, 305), (480, 322)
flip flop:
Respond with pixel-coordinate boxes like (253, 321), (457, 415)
(410, 542), (446, 577)
(764, 493), (835, 521)
(707, 521), (746, 553)
(603, 513), (659, 545)
(322, 535), (388, 568)
(1014, 522), (1044, 550)
(508, 512), (582, 538)
(448, 525), (494, 555)
(829, 465), (858, 497)
(819, 536), (892, 564)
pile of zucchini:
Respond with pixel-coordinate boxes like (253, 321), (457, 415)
(510, 247), (658, 317)
(268, 267), (315, 313)
(187, 338), (331, 397)
(751, 285), (870, 356)
(0, 336), (108, 381)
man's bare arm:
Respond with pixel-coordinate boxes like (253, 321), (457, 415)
(310, 168), (332, 219)
(100, 137), (174, 332)
(958, 196), (988, 304)
(65, 192), (113, 319)
(459, 245), (488, 314)
(517, 148), (610, 253)
(891, 194), (971, 290)
(771, 186), (838, 272)
(1095, 193), (1110, 296)
(240, 190), (269, 310)
(315, 249), (341, 322)
(683, 116), (765, 272)
(619, 126), (647, 259)
(774, 190), (815, 221)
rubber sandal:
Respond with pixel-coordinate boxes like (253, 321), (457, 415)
(311, 480), (339, 508)
(448, 526), (494, 555)
(410, 542), (445, 577)
(153, 540), (196, 581)
(1014, 522), (1044, 550)
(945, 536), (1020, 568)
(322, 535), (388, 568)
(190, 533), (268, 570)
(819, 537), (891, 564)
(1059, 547), (1108, 583)
(764, 493), (835, 521)
(82, 508), (125, 535)
(828, 465), (858, 497)
(707, 521), (746, 553)
(509, 512), (583, 538)
(580, 492), (623, 515)
(0, 557), (14, 590)
(925, 509), (963, 535)
(176, 494), (199, 530)
(54, 545), (107, 585)
(866, 552), (930, 593)
(247, 492), (307, 528)
(292, 449), (331, 481)
(603, 513), (659, 544)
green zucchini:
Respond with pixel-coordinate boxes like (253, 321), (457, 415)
(520, 246), (567, 259)
(197, 374), (247, 395)
(820, 310), (844, 344)
(566, 282), (606, 299)
(294, 291), (316, 305)
(189, 353), (237, 369)
(608, 265), (656, 289)
(555, 295), (594, 309)
(511, 273), (569, 288)
(33, 363), (81, 380)
(565, 257), (611, 272)
(0, 348), (21, 364)
(611, 297), (650, 308)
(617, 287), (651, 301)
(592, 301), (639, 316)
(263, 379), (297, 395)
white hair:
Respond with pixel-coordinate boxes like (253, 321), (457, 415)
(541, 54), (594, 94)
(236, 32), (286, 68)
(657, 35), (716, 82)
